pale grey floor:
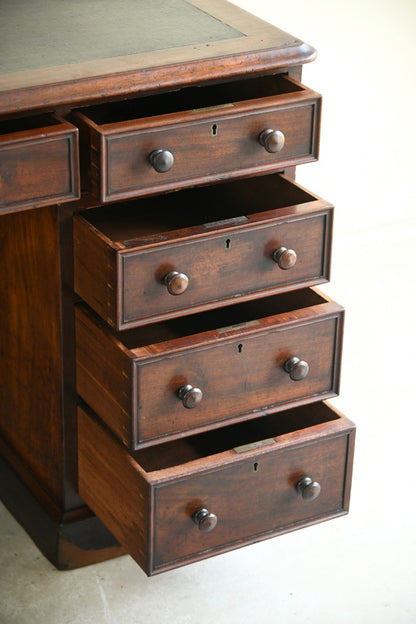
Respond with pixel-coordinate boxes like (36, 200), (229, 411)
(1, 1), (415, 622)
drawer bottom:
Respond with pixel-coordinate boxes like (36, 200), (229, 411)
(78, 401), (355, 575)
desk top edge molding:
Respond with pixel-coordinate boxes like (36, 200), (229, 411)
(0, 0), (316, 115)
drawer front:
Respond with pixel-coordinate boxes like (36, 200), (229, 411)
(73, 76), (321, 203)
(153, 433), (349, 571)
(74, 174), (333, 331)
(102, 103), (319, 202)
(122, 210), (331, 327)
(78, 402), (355, 576)
(136, 316), (342, 443)
(75, 291), (344, 449)
(0, 116), (80, 214)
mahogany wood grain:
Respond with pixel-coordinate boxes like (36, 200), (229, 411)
(0, 207), (66, 503)
(73, 76), (320, 202)
(78, 401), (355, 575)
(0, 204), (83, 513)
(0, 0), (353, 574)
(74, 174), (333, 329)
(78, 407), (150, 572)
(0, 116), (80, 215)
(0, 205), (127, 567)
(75, 288), (344, 449)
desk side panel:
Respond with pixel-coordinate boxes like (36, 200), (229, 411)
(0, 206), (66, 505)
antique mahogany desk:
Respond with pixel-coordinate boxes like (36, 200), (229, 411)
(0, 0), (354, 575)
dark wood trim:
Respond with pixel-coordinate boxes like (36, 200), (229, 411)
(0, 452), (125, 570)
(0, 47), (316, 116)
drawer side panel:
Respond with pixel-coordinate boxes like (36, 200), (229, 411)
(75, 307), (133, 447)
(73, 217), (118, 328)
(77, 407), (150, 572)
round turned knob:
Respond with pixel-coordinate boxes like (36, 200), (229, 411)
(193, 507), (218, 532)
(178, 384), (203, 409)
(296, 476), (321, 501)
(258, 128), (285, 153)
(164, 270), (189, 295)
(284, 356), (309, 381)
(149, 149), (174, 173)
(273, 246), (297, 270)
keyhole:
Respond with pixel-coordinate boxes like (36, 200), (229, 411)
(253, 462), (259, 472)
(238, 343), (243, 353)
(225, 238), (231, 249)
(211, 123), (218, 136)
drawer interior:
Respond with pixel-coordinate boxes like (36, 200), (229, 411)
(132, 402), (341, 472)
(0, 113), (62, 136)
(78, 74), (304, 125)
(107, 287), (326, 349)
(80, 174), (316, 246)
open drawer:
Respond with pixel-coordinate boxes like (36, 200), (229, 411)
(78, 401), (355, 576)
(75, 288), (344, 449)
(73, 173), (333, 330)
(0, 114), (80, 215)
(72, 74), (321, 202)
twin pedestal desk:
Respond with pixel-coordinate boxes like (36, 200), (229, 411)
(0, 0), (354, 575)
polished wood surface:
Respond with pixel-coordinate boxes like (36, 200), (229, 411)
(74, 174), (332, 329)
(72, 75), (321, 202)
(0, 116), (80, 215)
(0, 0), (353, 574)
(78, 401), (355, 575)
(75, 289), (344, 449)
(0, 207), (66, 505)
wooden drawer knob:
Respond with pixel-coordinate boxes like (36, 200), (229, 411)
(273, 246), (297, 269)
(193, 507), (218, 532)
(284, 356), (309, 381)
(296, 476), (321, 501)
(258, 128), (285, 153)
(178, 384), (203, 409)
(149, 149), (174, 172)
(164, 270), (189, 295)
